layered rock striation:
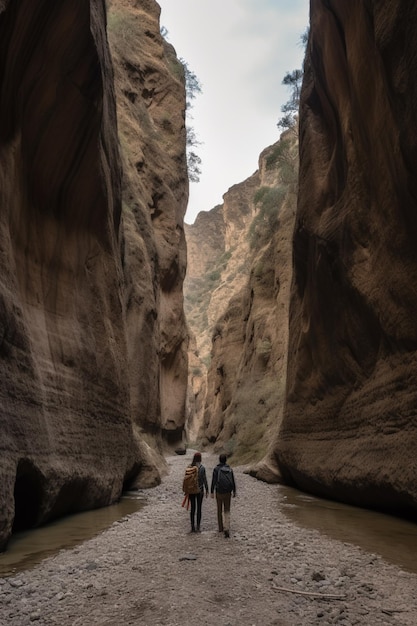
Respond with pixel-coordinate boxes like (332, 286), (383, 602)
(0, 0), (188, 549)
(184, 174), (259, 444)
(108, 0), (188, 451)
(276, 0), (417, 512)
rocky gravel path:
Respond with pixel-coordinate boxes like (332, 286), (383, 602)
(0, 451), (416, 626)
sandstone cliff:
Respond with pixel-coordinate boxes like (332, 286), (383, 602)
(0, 0), (188, 550)
(108, 0), (188, 455)
(184, 205), (226, 366)
(184, 174), (258, 443)
(185, 133), (297, 464)
(276, 0), (417, 513)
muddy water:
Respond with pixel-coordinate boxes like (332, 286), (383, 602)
(2, 483), (417, 580)
(279, 486), (417, 574)
(0, 493), (146, 578)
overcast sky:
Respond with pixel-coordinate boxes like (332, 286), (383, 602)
(157, 0), (309, 224)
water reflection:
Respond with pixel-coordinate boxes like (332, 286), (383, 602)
(278, 486), (417, 573)
(0, 493), (146, 578)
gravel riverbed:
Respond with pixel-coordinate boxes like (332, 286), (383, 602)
(0, 452), (416, 626)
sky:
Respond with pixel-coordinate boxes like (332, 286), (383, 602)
(157, 0), (310, 224)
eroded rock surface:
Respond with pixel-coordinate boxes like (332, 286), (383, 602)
(184, 176), (258, 444)
(185, 134), (297, 464)
(0, 0), (188, 549)
(276, 1), (417, 512)
(203, 138), (297, 466)
(108, 0), (188, 451)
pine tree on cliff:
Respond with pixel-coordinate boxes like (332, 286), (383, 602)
(277, 28), (309, 131)
(181, 59), (202, 183)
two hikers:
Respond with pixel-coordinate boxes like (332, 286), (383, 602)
(183, 452), (236, 536)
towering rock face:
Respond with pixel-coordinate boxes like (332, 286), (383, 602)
(276, 1), (417, 512)
(184, 174), (259, 442)
(108, 0), (188, 450)
(0, 0), (188, 550)
(203, 139), (297, 465)
(184, 205), (226, 365)
(185, 134), (297, 464)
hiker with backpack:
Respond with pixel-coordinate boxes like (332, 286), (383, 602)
(182, 452), (209, 533)
(210, 453), (236, 538)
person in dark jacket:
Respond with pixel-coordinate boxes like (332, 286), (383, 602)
(210, 453), (236, 538)
(189, 452), (209, 532)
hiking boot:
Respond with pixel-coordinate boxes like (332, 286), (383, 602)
(224, 530), (230, 538)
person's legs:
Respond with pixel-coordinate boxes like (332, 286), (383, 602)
(189, 494), (197, 531)
(196, 492), (204, 530)
(216, 493), (224, 532)
(223, 493), (232, 536)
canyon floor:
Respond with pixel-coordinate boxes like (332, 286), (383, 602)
(0, 452), (416, 626)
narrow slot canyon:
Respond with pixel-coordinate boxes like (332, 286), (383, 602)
(1, 1), (417, 624)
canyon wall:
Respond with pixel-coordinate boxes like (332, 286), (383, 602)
(108, 0), (188, 454)
(0, 0), (188, 550)
(276, 0), (417, 512)
(185, 133), (297, 466)
(184, 175), (258, 445)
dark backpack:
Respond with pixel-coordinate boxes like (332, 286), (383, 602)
(216, 466), (234, 493)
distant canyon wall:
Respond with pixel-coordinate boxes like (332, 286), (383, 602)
(184, 171), (260, 445)
(0, 0), (188, 550)
(276, 0), (417, 512)
(185, 134), (298, 465)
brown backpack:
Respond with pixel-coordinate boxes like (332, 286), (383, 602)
(182, 465), (200, 494)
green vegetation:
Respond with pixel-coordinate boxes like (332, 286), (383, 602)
(248, 128), (299, 249)
(167, 56), (185, 82)
(208, 270), (221, 282)
(248, 186), (286, 248)
(265, 139), (299, 187)
(218, 249), (232, 264)
(179, 58), (202, 183)
(186, 151), (201, 183)
(184, 245), (238, 355)
(277, 29), (309, 131)
(265, 139), (291, 170)
(107, 10), (138, 45)
(224, 376), (285, 465)
(277, 69), (303, 131)
(181, 60), (202, 104)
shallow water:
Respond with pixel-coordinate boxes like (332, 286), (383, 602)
(279, 486), (417, 574)
(2, 482), (417, 579)
(0, 493), (146, 578)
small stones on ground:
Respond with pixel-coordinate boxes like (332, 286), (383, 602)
(0, 453), (416, 625)
(179, 553), (197, 561)
(29, 612), (41, 621)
